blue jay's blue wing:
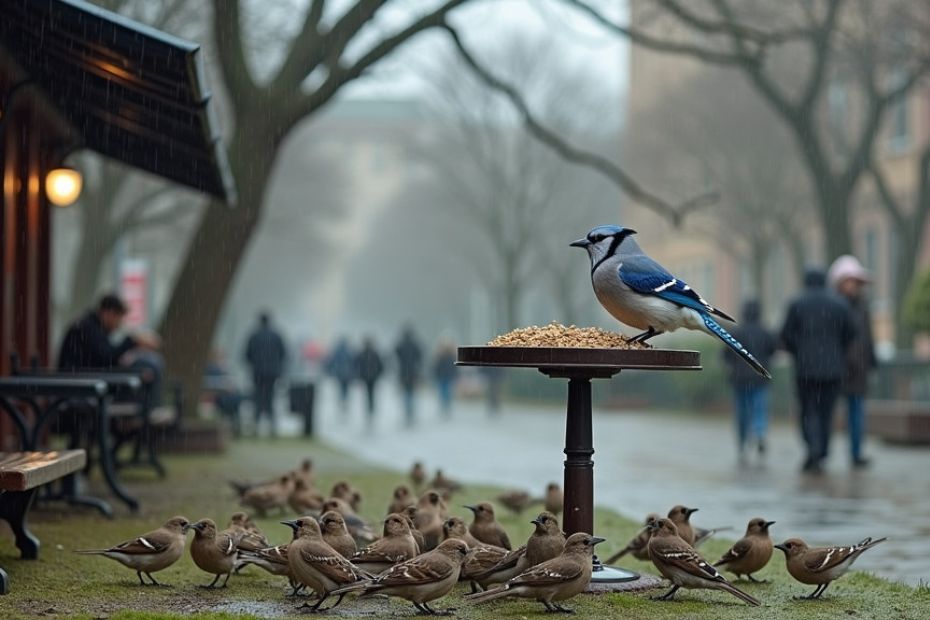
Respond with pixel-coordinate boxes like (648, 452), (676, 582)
(617, 255), (736, 322)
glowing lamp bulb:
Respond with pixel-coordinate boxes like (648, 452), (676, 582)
(45, 167), (82, 207)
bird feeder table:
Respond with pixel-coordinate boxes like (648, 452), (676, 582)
(457, 346), (701, 587)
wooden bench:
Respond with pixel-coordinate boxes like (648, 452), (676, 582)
(0, 450), (86, 595)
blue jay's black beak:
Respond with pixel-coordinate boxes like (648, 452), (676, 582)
(570, 238), (590, 248)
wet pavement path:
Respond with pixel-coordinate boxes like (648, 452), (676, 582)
(279, 383), (929, 585)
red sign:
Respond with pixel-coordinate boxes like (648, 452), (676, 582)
(119, 259), (148, 328)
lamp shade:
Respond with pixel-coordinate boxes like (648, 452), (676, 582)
(45, 167), (82, 206)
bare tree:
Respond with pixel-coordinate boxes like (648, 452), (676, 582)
(562, 0), (930, 336)
(442, 24), (718, 227)
(152, 0), (681, 413)
(424, 39), (617, 330)
(870, 138), (930, 345)
(629, 68), (813, 308)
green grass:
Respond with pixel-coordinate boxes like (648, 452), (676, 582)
(0, 438), (927, 619)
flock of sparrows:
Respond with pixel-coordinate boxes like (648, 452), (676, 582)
(75, 458), (886, 614)
(605, 505), (885, 605)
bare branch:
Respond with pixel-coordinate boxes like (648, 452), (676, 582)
(111, 184), (180, 231)
(869, 164), (905, 228)
(655, 0), (811, 44)
(212, 0), (258, 97)
(796, 0), (844, 109)
(319, 0), (390, 70)
(920, 143), (930, 219)
(272, 0), (333, 90)
(128, 201), (200, 230)
(443, 23), (717, 226)
(562, 0), (755, 65)
(284, 0), (468, 125)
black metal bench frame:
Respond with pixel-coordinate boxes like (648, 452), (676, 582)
(0, 378), (140, 516)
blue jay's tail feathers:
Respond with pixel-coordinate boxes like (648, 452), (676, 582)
(701, 313), (772, 379)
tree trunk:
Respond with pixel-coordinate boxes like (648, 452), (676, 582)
(159, 122), (278, 417)
(892, 221), (922, 349)
(816, 181), (855, 263)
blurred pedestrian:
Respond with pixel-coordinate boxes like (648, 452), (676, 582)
(432, 339), (458, 418)
(244, 312), (287, 437)
(482, 366), (504, 417)
(395, 326), (423, 427)
(356, 337), (384, 428)
(828, 255), (877, 468)
(204, 349), (243, 437)
(781, 269), (856, 473)
(722, 300), (777, 464)
(325, 337), (357, 409)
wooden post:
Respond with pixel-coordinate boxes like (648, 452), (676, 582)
(563, 376), (594, 535)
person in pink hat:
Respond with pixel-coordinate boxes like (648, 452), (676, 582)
(828, 255), (877, 468)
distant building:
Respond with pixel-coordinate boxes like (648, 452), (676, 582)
(625, 1), (930, 349)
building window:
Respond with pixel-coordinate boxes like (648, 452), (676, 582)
(887, 227), (899, 303)
(828, 80), (847, 154)
(888, 69), (910, 153)
(864, 227), (878, 272)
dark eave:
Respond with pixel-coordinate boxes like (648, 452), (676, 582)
(0, 0), (236, 204)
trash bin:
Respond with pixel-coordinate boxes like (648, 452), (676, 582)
(289, 383), (316, 437)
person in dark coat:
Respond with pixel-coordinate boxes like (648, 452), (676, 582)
(244, 312), (287, 437)
(722, 300), (777, 462)
(432, 339), (458, 418)
(325, 338), (356, 409)
(57, 293), (162, 438)
(829, 255), (877, 468)
(394, 326), (423, 427)
(355, 337), (384, 429)
(781, 268), (857, 473)
(58, 294), (159, 371)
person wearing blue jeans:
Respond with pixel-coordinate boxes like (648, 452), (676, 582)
(846, 393), (866, 463)
(395, 326), (423, 428)
(723, 300), (777, 462)
(433, 340), (457, 418)
(828, 255), (877, 468)
(733, 384), (770, 455)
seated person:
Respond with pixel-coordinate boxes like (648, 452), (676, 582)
(58, 294), (160, 370)
(58, 293), (163, 407)
(204, 349), (243, 436)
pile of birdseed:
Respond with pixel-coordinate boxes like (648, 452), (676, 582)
(487, 322), (645, 348)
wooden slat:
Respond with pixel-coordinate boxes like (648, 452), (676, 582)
(0, 450), (86, 491)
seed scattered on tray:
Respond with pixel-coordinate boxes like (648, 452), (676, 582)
(487, 322), (646, 349)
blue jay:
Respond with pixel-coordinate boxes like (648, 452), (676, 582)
(571, 225), (771, 378)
